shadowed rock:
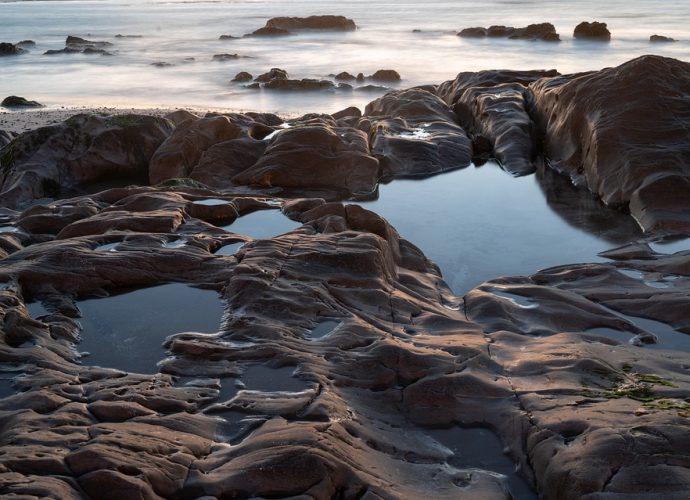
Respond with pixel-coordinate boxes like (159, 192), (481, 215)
(363, 88), (472, 178)
(650, 34), (676, 42)
(436, 69), (559, 175)
(233, 122), (379, 195)
(1, 96), (44, 108)
(212, 53), (240, 61)
(458, 27), (487, 37)
(0, 42), (25, 56)
(459, 23), (560, 41)
(573, 21), (611, 41)
(530, 55), (690, 233)
(190, 137), (267, 188)
(265, 15), (356, 31)
(263, 78), (335, 91)
(149, 115), (242, 185)
(254, 68), (288, 82)
(370, 69), (401, 82)
(248, 26), (291, 37)
(231, 71), (253, 82)
(0, 114), (173, 207)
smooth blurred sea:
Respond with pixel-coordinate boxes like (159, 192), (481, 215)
(0, 0), (688, 112)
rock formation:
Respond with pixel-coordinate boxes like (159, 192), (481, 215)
(0, 56), (689, 499)
(573, 21), (611, 41)
(1, 96), (43, 108)
(530, 55), (690, 232)
(458, 23), (560, 41)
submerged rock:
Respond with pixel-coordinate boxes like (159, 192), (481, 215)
(650, 34), (676, 42)
(254, 68), (288, 82)
(212, 53), (240, 61)
(248, 26), (291, 37)
(573, 21), (611, 41)
(1, 96), (44, 108)
(459, 23), (560, 41)
(0, 42), (25, 56)
(458, 27), (487, 37)
(370, 69), (401, 82)
(262, 78), (335, 91)
(530, 55), (690, 233)
(231, 71), (253, 82)
(265, 15), (357, 31)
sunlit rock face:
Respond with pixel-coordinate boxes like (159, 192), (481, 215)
(530, 55), (690, 233)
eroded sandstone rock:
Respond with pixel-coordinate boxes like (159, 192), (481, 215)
(0, 114), (173, 207)
(530, 55), (690, 233)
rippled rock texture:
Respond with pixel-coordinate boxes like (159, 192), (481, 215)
(1, 55), (689, 499)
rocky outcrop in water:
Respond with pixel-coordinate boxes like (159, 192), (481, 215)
(650, 34), (676, 42)
(44, 36), (114, 56)
(573, 21), (611, 41)
(0, 43), (25, 56)
(231, 71), (253, 82)
(530, 55), (690, 233)
(1, 96), (44, 108)
(458, 23), (560, 41)
(265, 15), (357, 31)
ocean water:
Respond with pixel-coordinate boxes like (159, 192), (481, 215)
(1, 0), (689, 113)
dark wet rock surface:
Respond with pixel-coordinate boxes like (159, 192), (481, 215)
(459, 23), (560, 42)
(650, 34), (676, 42)
(0, 56), (689, 499)
(0, 42), (25, 56)
(574, 21), (611, 41)
(1, 96), (43, 109)
(264, 15), (357, 32)
(530, 55), (690, 233)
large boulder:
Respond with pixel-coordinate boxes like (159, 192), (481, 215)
(0, 114), (173, 207)
(363, 89), (472, 178)
(148, 115), (242, 184)
(1, 96), (43, 108)
(189, 137), (267, 188)
(232, 123), (379, 196)
(573, 21), (611, 41)
(265, 15), (356, 31)
(530, 55), (690, 233)
(0, 42), (25, 56)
